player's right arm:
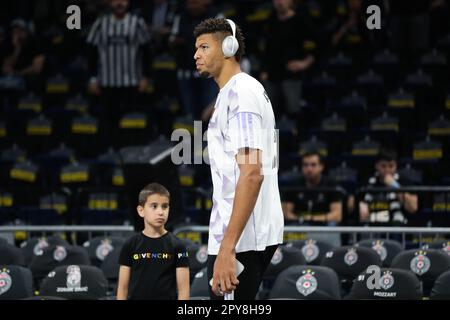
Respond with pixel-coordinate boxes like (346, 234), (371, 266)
(117, 265), (131, 300)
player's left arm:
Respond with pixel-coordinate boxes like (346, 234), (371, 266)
(224, 147), (264, 249)
(212, 93), (266, 296)
(213, 147), (263, 295)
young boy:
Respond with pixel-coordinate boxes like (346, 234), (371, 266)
(117, 183), (190, 300)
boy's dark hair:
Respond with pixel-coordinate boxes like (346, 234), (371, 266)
(193, 18), (246, 62)
(377, 148), (398, 162)
(301, 149), (324, 164)
(138, 183), (170, 206)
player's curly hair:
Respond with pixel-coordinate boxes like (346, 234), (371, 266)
(194, 18), (246, 62)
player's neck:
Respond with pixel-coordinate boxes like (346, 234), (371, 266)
(216, 62), (241, 89)
(142, 226), (167, 238)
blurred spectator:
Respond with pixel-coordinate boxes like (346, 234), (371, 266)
(0, 26), (6, 67)
(359, 148), (418, 225)
(260, 0), (316, 116)
(170, 0), (218, 118)
(146, 0), (178, 54)
(282, 150), (343, 224)
(330, 0), (373, 56)
(430, 0), (450, 45)
(86, 0), (151, 124)
(2, 18), (45, 81)
(388, 0), (430, 58)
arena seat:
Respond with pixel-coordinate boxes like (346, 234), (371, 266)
(83, 236), (126, 267)
(29, 245), (90, 283)
(345, 268), (422, 300)
(39, 265), (108, 300)
(391, 249), (450, 296)
(0, 265), (33, 299)
(186, 244), (208, 283)
(423, 240), (450, 257)
(320, 246), (382, 295)
(190, 267), (209, 298)
(269, 265), (341, 300)
(264, 246), (307, 282)
(288, 239), (336, 265)
(356, 239), (403, 267)
(430, 270), (450, 300)
(20, 236), (70, 266)
(0, 242), (26, 266)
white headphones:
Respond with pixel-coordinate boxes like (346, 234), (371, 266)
(222, 19), (239, 58)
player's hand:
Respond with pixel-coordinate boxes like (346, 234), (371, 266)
(212, 248), (239, 296)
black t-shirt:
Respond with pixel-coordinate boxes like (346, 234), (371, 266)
(4, 37), (45, 72)
(263, 12), (316, 81)
(119, 232), (189, 300)
(283, 176), (342, 217)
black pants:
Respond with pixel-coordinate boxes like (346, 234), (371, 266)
(207, 245), (278, 300)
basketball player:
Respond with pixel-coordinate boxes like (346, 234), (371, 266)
(193, 18), (284, 300)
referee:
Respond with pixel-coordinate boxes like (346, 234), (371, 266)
(193, 18), (284, 300)
(86, 0), (151, 125)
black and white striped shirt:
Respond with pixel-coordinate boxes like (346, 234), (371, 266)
(87, 13), (151, 88)
(364, 172), (408, 224)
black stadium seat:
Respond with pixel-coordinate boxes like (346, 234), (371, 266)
(357, 239), (403, 267)
(391, 249), (450, 296)
(23, 296), (67, 300)
(264, 246), (307, 282)
(320, 246), (382, 294)
(100, 246), (121, 286)
(39, 265), (108, 300)
(0, 265), (34, 299)
(345, 268), (422, 300)
(0, 243), (26, 266)
(83, 236), (126, 267)
(260, 246), (307, 299)
(190, 267), (209, 298)
(187, 244), (208, 282)
(430, 270), (450, 300)
(269, 265), (341, 300)
(423, 240), (450, 257)
(20, 236), (70, 266)
(288, 239), (336, 265)
(29, 245), (91, 283)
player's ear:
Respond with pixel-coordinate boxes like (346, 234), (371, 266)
(137, 205), (145, 218)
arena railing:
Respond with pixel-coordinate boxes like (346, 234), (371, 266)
(172, 186), (450, 247)
(354, 185), (450, 224)
(172, 225), (450, 248)
(0, 225), (135, 241)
